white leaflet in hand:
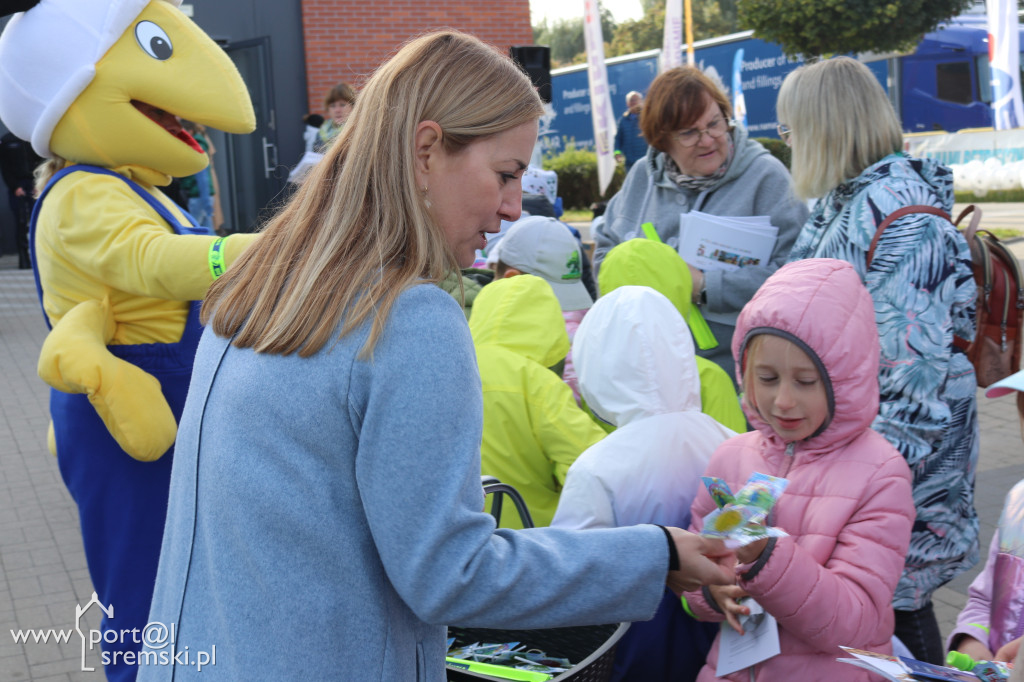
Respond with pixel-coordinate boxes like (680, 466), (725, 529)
(715, 599), (781, 676)
(836, 647), (916, 681)
(679, 211), (778, 272)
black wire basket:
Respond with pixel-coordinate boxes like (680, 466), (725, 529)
(446, 479), (629, 681)
(445, 621), (629, 682)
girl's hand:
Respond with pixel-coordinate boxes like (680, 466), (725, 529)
(955, 634), (994, 663)
(995, 635), (1022, 663)
(708, 584), (751, 634)
(736, 537), (769, 565)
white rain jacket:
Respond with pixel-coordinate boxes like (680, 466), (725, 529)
(551, 286), (736, 529)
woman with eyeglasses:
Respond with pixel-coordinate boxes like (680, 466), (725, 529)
(593, 66), (808, 381)
(778, 56), (978, 666)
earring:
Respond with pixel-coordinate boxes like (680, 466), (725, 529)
(421, 185), (431, 209)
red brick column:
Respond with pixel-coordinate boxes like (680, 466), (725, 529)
(301, 0), (534, 115)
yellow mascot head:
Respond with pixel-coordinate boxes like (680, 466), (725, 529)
(0, 0), (256, 179)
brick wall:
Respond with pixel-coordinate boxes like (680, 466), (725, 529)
(301, 0), (534, 115)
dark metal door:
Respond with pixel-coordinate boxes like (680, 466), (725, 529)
(223, 36), (285, 232)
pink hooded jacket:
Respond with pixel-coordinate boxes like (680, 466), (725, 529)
(684, 259), (914, 681)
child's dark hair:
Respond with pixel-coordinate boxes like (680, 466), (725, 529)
(323, 82), (356, 110)
(493, 260), (511, 279)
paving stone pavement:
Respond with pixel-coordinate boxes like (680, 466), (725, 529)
(3, 230), (1024, 678)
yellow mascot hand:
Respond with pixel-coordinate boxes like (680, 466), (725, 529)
(37, 298), (176, 462)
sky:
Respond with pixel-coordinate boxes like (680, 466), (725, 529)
(529, 0), (645, 25)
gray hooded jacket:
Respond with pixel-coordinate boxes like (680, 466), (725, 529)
(593, 125), (808, 378)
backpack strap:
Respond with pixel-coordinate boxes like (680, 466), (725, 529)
(953, 204), (982, 238)
(867, 205), (950, 268)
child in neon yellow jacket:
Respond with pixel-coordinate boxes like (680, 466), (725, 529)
(598, 237), (747, 433)
(469, 275), (606, 528)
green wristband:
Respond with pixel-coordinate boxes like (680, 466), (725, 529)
(208, 237), (226, 279)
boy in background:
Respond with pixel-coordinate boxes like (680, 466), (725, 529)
(491, 215), (593, 402)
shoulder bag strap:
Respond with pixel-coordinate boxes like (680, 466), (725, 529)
(867, 205), (950, 268)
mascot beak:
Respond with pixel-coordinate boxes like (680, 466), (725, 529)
(49, 0), (256, 177)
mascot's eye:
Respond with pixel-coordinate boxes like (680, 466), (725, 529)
(135, 21), (173, 60)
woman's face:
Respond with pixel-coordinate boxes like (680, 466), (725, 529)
(328, 99), (353, 126)
(666, 94), (730, 177)
(428, 120), (537, 268)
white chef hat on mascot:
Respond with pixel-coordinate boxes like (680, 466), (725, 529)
(0, 0), (182, 158)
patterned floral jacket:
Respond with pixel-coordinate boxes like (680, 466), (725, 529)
(788, 153), (980, 610)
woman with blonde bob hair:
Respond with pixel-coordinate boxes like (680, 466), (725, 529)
(139, 31), (733, 681)
(777, 55), (903, 200)
(780, 56), (979, 665)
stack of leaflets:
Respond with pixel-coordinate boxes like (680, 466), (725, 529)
(838, 647), (982, 681)
(677, 210), (777, 271)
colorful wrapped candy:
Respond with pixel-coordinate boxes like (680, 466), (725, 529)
(700, 473), (790, 548)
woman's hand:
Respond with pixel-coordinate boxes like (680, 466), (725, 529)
(995, 635), (1022, 663)
(688, 264), (705, 304)
(666, 528), (736, 595)
(955, 634), (994, 663)
(708, 584), (751, 634)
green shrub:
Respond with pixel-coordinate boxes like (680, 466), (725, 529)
(954, 189), (1024, 203)
(543, 143), (627, 209)
(754, 137), (791, 169)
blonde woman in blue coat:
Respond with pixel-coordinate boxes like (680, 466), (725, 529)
(140, 31), (735, 681)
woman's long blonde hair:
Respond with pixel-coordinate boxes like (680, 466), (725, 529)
(203, 31), (543, 357)
(776, 57), (903, 200)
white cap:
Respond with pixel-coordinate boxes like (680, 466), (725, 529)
(498, 216), (593, 312)
(521, 166), (558, 204)
(985, 369), (1024, 398)
(0, 0), (181, 158)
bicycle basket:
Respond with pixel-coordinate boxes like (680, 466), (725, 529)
(446, 621), (629, 682)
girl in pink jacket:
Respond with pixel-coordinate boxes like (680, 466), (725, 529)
(684, 258), (915, 680)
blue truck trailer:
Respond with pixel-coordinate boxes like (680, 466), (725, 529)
(538, 10), (1024, 157)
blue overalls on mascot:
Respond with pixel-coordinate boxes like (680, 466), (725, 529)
(0, 1), (257, 679)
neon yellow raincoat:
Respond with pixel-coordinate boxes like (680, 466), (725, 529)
(598, 238), (747, 433)
(469, 275), (606, 528)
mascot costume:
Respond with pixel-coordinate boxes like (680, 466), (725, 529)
(0, 1), (258, 678)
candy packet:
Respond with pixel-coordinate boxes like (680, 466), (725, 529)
(700, 473), (789, 548)
(447, 641), (523, 662)
(975, 660), (1012, 682)
(515, 652), (572, 671)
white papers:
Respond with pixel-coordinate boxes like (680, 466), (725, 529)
(715, 600), (781, 676)
(678, 211), (777, 271)
(836, 647), (918, 681)
(287, 151), (324, 184)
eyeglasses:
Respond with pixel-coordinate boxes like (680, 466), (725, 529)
(777, 123), (792, 145)
(672, 117), (731, 147)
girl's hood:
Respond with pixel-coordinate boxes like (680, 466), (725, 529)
(733, 258), (880, 454)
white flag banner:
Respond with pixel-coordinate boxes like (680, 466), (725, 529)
(988, 0), (1024, 129)
(583, 0), (617, 195)
(661, 0), (683, 72)
(732, 48), (747, 128)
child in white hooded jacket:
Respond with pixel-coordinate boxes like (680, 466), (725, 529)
(552, 284), (735, 681)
